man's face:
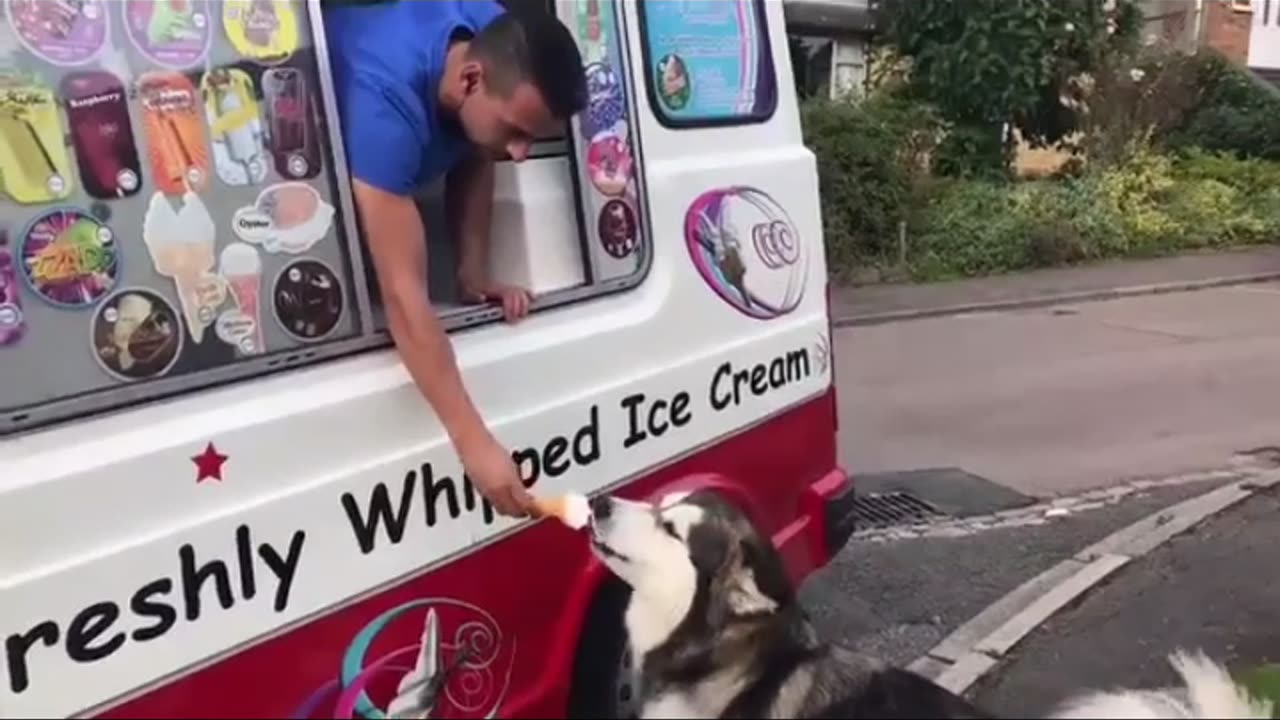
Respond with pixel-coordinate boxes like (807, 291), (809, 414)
(456, 62), (561, 162)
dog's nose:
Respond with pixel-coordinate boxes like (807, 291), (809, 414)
(589, 495), (613, 521)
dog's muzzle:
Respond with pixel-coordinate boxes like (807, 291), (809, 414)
(587, 495), (631, 562)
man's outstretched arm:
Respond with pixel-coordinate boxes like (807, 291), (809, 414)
(352, 179), (532, 517)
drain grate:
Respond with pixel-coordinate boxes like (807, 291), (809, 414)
(851, 492), (946, 530)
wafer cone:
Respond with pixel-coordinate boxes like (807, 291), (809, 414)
(531, 493), (590, 529)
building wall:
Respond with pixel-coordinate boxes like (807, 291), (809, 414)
(1206, 0), (1253, 64)
(1248, 0), (1280, 67)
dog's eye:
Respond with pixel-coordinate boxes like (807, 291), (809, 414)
(661, 520), (680, 539)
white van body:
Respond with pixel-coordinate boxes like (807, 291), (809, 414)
(0, 1), (848, 717)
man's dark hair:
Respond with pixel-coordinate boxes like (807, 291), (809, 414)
(467, 5), (588, 119)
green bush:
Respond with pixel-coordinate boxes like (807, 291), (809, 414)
(1159, 53), (1280, 160)
(901, 148), (1280, 281)
(800, 95), (940, 280)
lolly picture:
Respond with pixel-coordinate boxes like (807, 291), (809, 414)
(138, 72), (211, 195)
(18, 207), (118, 308)
(202, 67), (269, 186)
(92, 288), (182, 382)
(0, 72), (74, 204)
(62, 71), (143, 200)
(6, 0), (108, 66)
(123, 0), (213, 70)
(261, 67), (322, 179)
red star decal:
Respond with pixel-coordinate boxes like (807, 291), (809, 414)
(192, 442), (228, 484)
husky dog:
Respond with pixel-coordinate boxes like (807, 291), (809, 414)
(586, 489), (992, 718)
(586, 489), (1272, 720)
(1049, 650), (1273, 719)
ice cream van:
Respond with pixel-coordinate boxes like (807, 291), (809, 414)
(0, 0), (851, 717)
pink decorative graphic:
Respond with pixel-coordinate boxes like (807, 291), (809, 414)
(18, 207), (118, 308)
(6, 0), (108, 66)
(290, 598), (515, 719)
(123, 0), (213, 70)
(0, 240), (25, 346)
(586, 132), (631, 197)
(685, 187), (807, 319)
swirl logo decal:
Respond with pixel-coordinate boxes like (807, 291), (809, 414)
(292, 598), (514, 719)
(685, 187), (808, 319)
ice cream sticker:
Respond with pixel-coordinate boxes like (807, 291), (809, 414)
(92, 287), (182, 381)
(61, 71), (142, 200)
(223, 0), (298, 65)
(685, 187), (808, 320)
(586, 131), (631, 197)
(273, 258), (343, 342)
(216, 242), (264, 356)
(261, 67), (321, 179)
(0, 73), (74, 204)
(598, 198), (638, 260)
(18, 207), (118, 308)
(5, 0), (108, 67)
(0, 240), (25, 346)
(123, 0), (213, 70)
(581, 61), (626, 141)
(138, 71), (210, 195)
(232, 182), (334, 254)
(202, 67), (268, 186)
(143, 191), (225, 343)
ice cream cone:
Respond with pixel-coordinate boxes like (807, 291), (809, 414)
(531, 493), (590, 529)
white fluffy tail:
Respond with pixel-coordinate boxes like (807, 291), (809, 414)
(1051, 650), (1274, 719)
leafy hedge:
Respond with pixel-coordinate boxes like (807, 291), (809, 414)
(804, 95), (1280, 282)
(909, 148), (1280, 280)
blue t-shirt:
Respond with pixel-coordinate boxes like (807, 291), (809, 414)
(322, 0), (505, 195)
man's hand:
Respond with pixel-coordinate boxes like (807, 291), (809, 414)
(459, 277), (532, 323)
(446, 153), (535, 323)
(459, 433), (533, 518)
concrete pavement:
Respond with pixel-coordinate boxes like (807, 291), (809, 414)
(835, 247), (1280, 324)
(834, 281), (1280, 497)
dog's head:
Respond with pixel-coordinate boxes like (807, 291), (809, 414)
(588, 489), (796, 652)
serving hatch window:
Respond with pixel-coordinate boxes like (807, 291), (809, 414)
(1, 0), (651, 436)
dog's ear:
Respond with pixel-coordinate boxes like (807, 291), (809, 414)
(738, 537), (795, 608)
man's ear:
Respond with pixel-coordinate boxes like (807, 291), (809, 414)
(460, 61), (484, 96)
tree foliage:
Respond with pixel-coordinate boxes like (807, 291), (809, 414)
(881, 0), (1141, 149)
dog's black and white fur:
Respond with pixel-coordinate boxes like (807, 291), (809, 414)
(587, 489), (1273, 719)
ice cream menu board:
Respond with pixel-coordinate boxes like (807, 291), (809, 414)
(639, 0), (776, 124)
(0, 0), (363, 430)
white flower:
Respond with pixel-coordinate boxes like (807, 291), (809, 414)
(1130, 68), (1146, 82)
(1064, 21), (1076, 32)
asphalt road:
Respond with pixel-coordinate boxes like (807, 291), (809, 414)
(973, 485), (1280, 716)
(798, 476), (1232, 669)
(834, 282), (1280, 497)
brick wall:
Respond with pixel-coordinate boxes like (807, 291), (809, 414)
(1204, 0), (1253, 64)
